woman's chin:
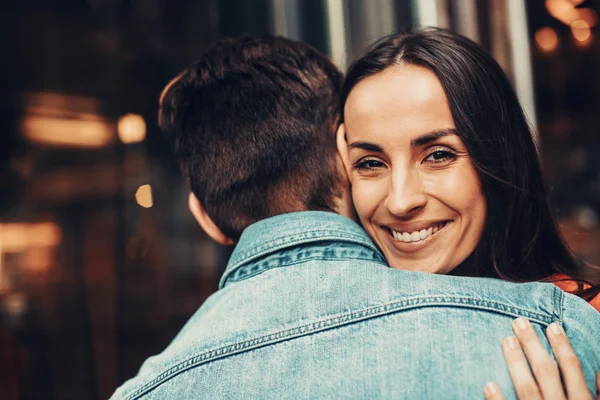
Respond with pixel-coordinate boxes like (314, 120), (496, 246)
(386, 258), (450, 274)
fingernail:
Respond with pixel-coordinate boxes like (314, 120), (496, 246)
(513, 318), (529, 332)
(549, 323), (564, 336)
(484, 382), (498, 396)
(504, 336), (518, 350)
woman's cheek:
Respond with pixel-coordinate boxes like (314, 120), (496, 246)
(351, 179), (384, 219)
(422, 168), (468, 206)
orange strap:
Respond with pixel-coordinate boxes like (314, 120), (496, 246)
(550, 274), (600, 312)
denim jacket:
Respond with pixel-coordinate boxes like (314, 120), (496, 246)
(112, 211), (600, 399)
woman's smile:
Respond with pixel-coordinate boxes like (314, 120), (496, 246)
(388, 220), (450, 243)
(379, 220), (452, 254)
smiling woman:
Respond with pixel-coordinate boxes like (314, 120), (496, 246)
(339, 65), (486, 275)
(337, 28), (600, 307)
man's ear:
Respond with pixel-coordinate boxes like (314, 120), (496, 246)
(188, 193), (235, 246)
(336, 123), (352, 176)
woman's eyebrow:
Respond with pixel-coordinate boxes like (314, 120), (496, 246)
(348, 142), (383, 153)
(348, 129), (458, 153)
(410, 128), (458, 148)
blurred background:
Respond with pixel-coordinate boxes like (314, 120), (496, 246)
(0, 0), (599, 399)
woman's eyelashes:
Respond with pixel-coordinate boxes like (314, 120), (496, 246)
(353, 158), (386, 171)
(423, 146), (458, 163)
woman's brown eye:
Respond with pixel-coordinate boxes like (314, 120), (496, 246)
(355, 159), (385, 170)
(425, 150), (456, 162)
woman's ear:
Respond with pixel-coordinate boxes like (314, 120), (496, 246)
(336, 123), (352, 177)
(333, 123), (358, 221)
(188, 193), (235, 246)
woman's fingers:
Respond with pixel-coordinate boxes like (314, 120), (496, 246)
(487, 318), (597, 400)
(502, 335), (544, 400)
(545, 322), (593, 400)
(511, 318), (564, 400)
(484, 382), (505, 400)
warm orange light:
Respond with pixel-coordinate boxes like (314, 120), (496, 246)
(0, 237), (4, 292)
(135, 184), (154, 208)
(546, 0), (598, 27)
(0, 222), (62, 252)
(3, 293), (28, 316)
(571, 19), (592, 43)
(579, 8), (598, 26)
(535, 27), (560, 53)
(546, 0), (579, 24)
(24, 247), (53, 273)
(118, 113), (146, 144)
(21, 92), (113, 148)
(22, 115), (113, 148)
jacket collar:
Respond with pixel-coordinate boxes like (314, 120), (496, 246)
(219, 211), (382, 289)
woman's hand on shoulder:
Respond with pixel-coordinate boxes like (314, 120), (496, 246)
(483, 318), (599, 400)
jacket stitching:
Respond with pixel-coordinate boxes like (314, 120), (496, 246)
(222, 233), (382, 288)
(124, 296), (556, 399)
(227, 255), (387, 284)
(557, 286), (564, 325)
(229, 230), (379, 267)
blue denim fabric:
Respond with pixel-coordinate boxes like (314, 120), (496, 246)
(112, 211), (600, 400)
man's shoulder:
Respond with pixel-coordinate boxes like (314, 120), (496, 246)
(110, 264), (579, 399)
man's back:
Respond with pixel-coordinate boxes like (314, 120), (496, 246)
(112, 212), (600, 399)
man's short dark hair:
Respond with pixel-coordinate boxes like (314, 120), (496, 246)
(159, 35), (344, 240)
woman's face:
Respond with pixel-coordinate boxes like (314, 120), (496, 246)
(339, 65), (487, 274)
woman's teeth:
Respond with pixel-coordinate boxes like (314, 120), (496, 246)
(391, 223), (446, 243)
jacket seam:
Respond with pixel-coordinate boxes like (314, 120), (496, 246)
(221, 233), (382, 288)
(557, 285), (564, 325)
(226, 255), (387, 284)
(230, 230), (378, 265)
(123, 295), (556, 399)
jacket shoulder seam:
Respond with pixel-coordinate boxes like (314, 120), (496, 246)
(123, 295), (555, 399)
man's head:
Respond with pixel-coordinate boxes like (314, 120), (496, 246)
(159, 35), (350, 244)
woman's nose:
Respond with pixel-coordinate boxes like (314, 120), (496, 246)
(384, 169), (427, 217)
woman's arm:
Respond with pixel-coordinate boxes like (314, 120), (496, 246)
(484, 318), (599, 400)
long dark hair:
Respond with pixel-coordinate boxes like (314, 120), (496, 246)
(341, 28), (600, 301)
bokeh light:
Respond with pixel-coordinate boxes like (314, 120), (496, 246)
(545, 0), (598, 28)
(535, 27), (560, 53)
(545, 0), (579, 25)
(22, 114), (113, 148)
(118, 113), (146, 144)
(571, 19), (592, 44)
(0, 222), (62, 252)
(579, 8), (598, 27)
(135, 184), (154, 208)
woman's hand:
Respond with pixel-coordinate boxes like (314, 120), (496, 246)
(483, 318), (600, 400)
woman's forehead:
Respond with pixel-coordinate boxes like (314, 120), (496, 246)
(345, 66), (451, 130)
(344, 66), (455, 146)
